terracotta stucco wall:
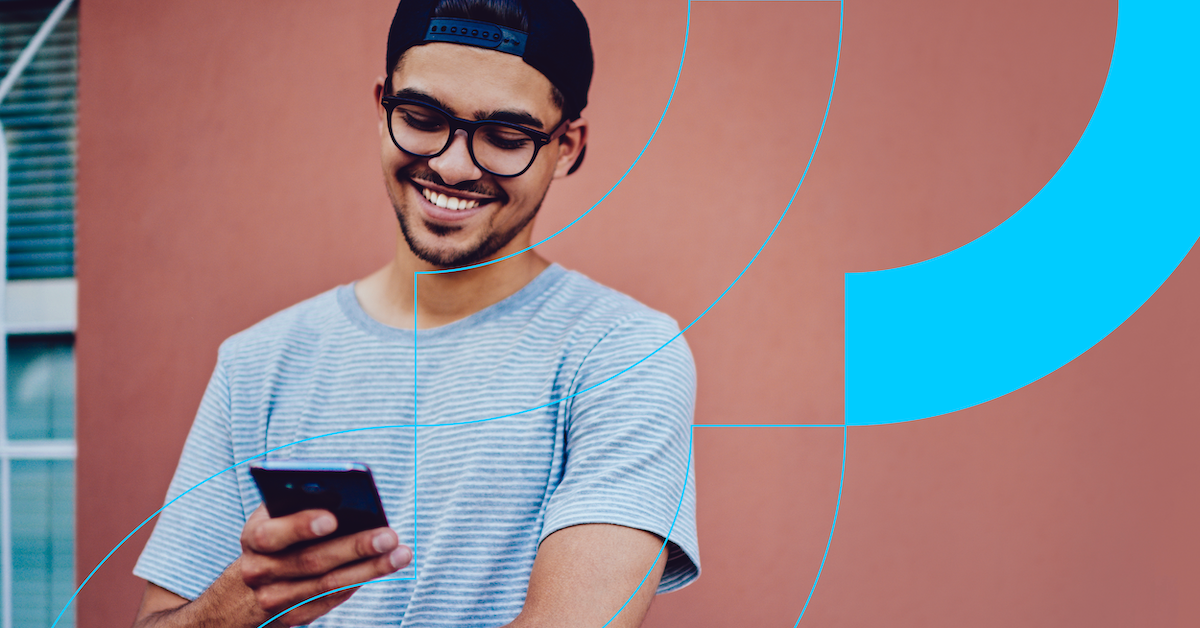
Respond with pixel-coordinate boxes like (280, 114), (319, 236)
(76, 1), (1197, 625)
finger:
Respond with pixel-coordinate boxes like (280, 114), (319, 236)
(241, 524), (396, 588)
(271, 527), (401, 580)
(242, 508), (338, 554)
(254, 544), (413, 618)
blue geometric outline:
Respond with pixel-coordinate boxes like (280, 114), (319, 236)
(411, 0), (843, 616)
(56, 0), (846, 625)
(76, 0), (1194, 623)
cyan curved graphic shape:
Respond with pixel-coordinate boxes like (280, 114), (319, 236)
(845, 0), (1200, 426)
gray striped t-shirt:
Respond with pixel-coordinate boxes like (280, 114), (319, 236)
(134, 264), (699, 626)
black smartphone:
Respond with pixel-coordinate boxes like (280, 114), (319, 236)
(249, 461), (390, 541)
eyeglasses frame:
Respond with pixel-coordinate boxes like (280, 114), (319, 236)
(380, 96), (569, 178)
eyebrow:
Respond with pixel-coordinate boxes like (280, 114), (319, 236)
(392, 87), (546, 130)
(474, 109), (544, 130)
(392, 88), (451, 111)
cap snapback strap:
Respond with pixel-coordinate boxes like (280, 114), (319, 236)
(424, 17), (527, 56)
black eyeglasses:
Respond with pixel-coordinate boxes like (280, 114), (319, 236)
(381, 96), (567, 177)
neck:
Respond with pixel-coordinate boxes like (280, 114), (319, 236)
(355, 229), (551, 330)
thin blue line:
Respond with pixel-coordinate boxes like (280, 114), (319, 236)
(50, 443), (296, 628)
(792, 4), (844, 619)
(696, 424), (844, 428)
(256, 576), (414, 628)
(413, 277), (420, 571)
(51, 435), (422, 628)
(598, 427), (695, 628)
(414, 0), (694, 276)
(794, 424), (847, 626)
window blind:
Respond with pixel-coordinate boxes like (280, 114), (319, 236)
(1, 1), (77, 280)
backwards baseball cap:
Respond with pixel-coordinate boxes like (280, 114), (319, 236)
(386, 0), (594, 120)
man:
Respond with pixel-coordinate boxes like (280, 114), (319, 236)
(131, 0), (698, 626)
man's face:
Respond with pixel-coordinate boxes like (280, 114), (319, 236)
(377, 43), (584, 269)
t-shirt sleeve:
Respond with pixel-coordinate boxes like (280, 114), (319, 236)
(133, 355), (250, 600)
(541, 312), (700, 593)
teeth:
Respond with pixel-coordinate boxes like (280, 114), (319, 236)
(421, 187), (480, 211)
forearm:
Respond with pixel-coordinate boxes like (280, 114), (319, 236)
(133, 509), (408, 628)
(134, 562), (277, 628)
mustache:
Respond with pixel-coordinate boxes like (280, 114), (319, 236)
(405, 167), (504, 199)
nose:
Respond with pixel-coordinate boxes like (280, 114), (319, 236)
(428, 129), (484, 185)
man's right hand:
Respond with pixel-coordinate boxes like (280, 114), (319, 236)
(133, 505), (412, 628)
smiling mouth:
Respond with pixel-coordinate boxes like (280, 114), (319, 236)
(420, 187), (481, 210)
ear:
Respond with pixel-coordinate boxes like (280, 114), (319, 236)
(374, 76), (388, 136)
(552, 117), (588, 179)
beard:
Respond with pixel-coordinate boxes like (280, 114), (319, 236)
(390, 167), (544, 269)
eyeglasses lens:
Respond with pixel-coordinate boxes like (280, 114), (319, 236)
(391, 102), (538, 176)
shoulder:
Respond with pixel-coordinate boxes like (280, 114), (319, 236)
(214, 286), (349, 366)
(538, 268), (694, 383)
(540, 267), (684, 344)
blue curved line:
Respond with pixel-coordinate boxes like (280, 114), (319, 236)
(63, 0), (844, 622)
(691, 422), (847, 625)
(257, 576), (413, 628)
(598, 428), (693, 628)
(844, 0), (1200, 425)
(50, 432), (424, 628)
(51, 448), (263, 628)
(793, 425), (846, 626)
(416, 1), (695, 276)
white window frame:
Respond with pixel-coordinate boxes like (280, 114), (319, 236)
(0, 1), (78, 627)
(0, 279), (77, 628)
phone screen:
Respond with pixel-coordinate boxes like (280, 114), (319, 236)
(250, 461), (390, 540)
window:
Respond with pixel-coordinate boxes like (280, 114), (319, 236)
(1, 1), (78, 627)
(6, 334), (74, 627)
(2, 0), (76, 281)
